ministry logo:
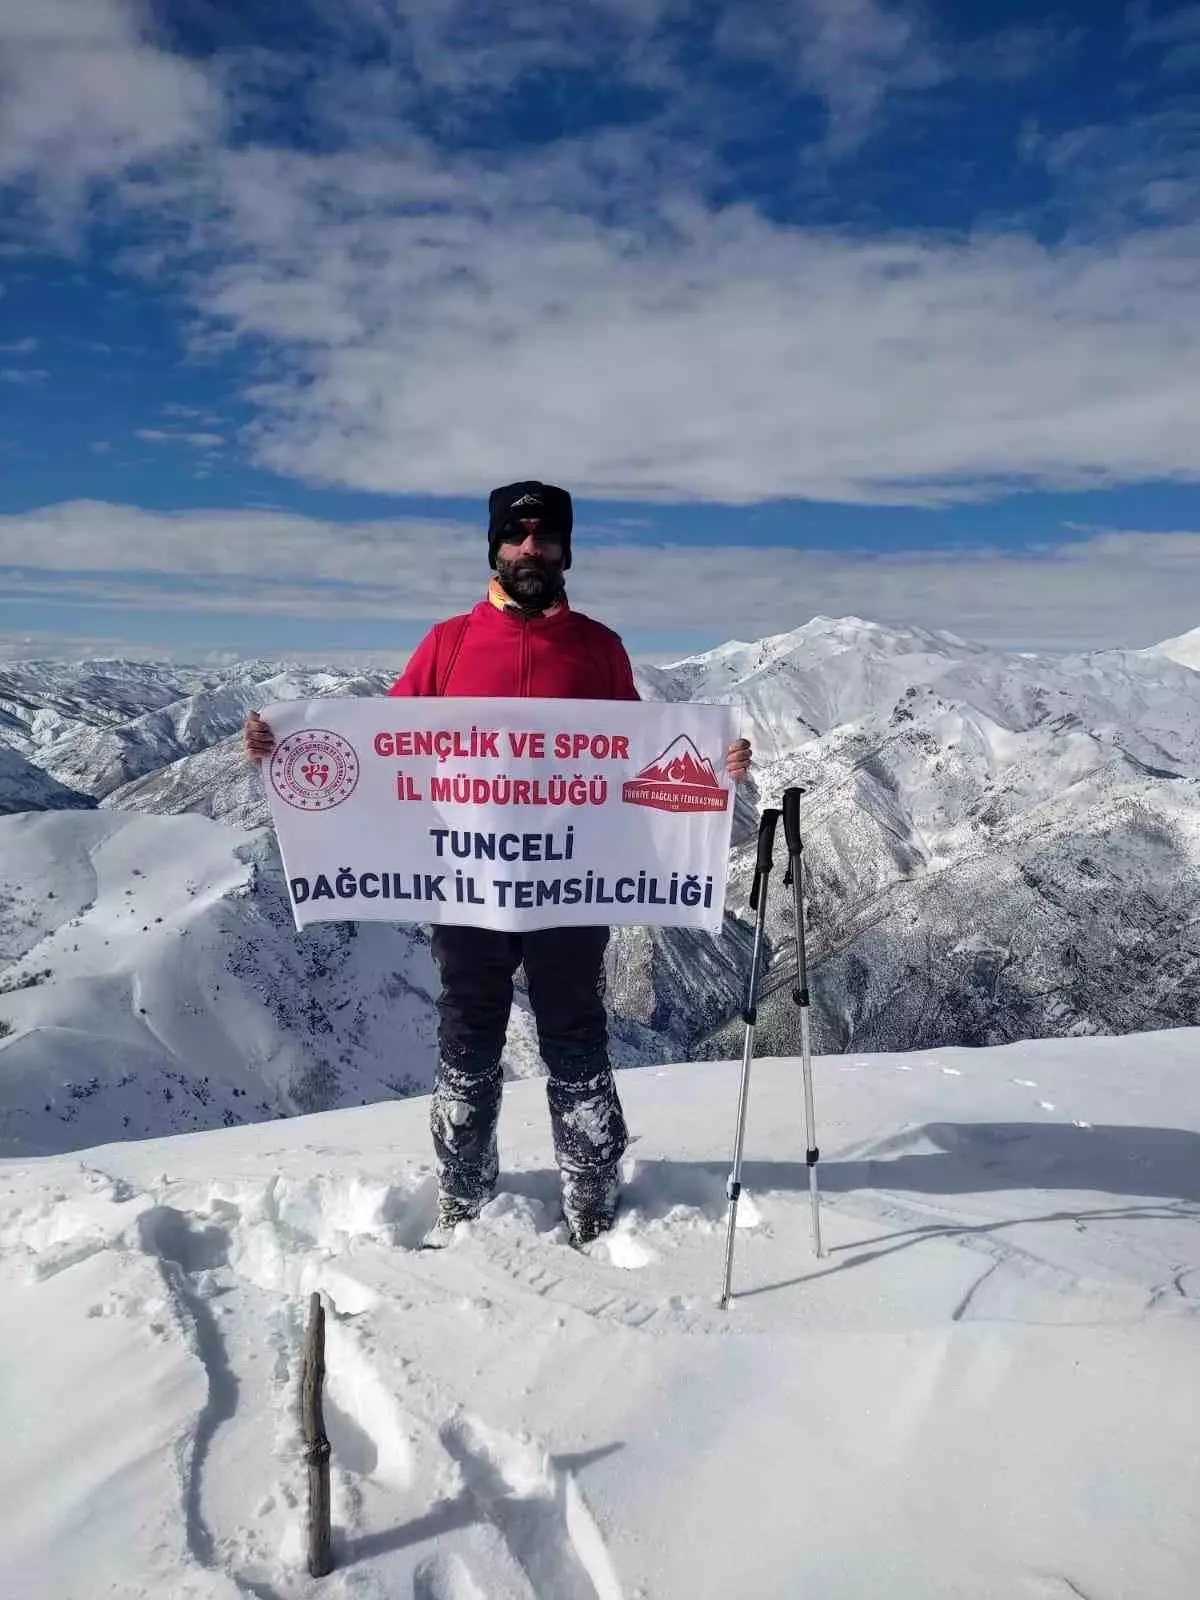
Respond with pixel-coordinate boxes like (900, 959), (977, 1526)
(622, 735), (730, 814)
(269, 729), (360, 811)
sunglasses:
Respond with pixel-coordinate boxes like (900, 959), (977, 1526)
(499, 519), (564, 547)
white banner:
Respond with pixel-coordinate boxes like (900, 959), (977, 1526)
(260, 697), (738, 934)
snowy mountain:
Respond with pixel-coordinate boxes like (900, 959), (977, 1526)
(2, 1029), (1197, 1597)
(0, 741), (95, 815)
(2, 619), (1199, 1154)
(635, 618), (1200, 1058)
(0, 810), (444, 1156)
(1142, 623), (1200, 672)
(0, 658), (392, 800)
(639, 614), (992, 762)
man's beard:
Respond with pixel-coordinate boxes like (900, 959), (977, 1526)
(495, 554), (565, 613)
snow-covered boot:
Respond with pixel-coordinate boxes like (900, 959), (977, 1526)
(561, 1164), (620, 1247)
(421, 1189), (485, 1250)
(421, 1172), (499, 1248)
(422, 1121), (499, 1249)
(429, 1057), (500, 1223)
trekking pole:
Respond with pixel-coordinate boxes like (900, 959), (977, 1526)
(781, 785), (825, 1258)
(719, 806), (781, 1310)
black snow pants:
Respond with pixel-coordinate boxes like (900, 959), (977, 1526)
(428, 924), (629, 1203)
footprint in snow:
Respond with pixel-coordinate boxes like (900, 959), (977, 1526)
(412, 1551), (488, 1600)
(323, 1320), (415, 1493)
(1013, 1078), (1038, 1088)
(439, 1412), (623, 1600)
(600, 1227), (659, 1270)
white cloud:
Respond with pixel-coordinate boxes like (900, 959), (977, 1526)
(367, 0), (650, 94)
(134, 428), (225, 448)
(0, 336), (38, 353)
(0, 0), (219, 231)
(0, 627), (405, 671)
(3, 501), (1200, 652)
(206, 164), (1200, 506)
(0, 628), (196, 664)
(1, 1), (1197, 513)
(568, 525), (1200, 652)
(719, 0), (944, 154)
(1033, 109), (1200, 228)
(286, 0), (936, 156)
(0, 366), (49, 384)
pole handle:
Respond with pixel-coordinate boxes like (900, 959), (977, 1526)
(749, 807), (780, 911)
(781, 785), (805, 853)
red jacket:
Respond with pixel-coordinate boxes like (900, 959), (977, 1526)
(388, 594), (640, 701)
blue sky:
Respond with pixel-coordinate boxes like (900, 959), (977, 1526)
(1, 0), (1198, 663)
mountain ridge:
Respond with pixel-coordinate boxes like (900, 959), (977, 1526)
(1, 614), (1198, 1152)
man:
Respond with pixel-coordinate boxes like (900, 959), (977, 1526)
(245, 480), (752, 1246)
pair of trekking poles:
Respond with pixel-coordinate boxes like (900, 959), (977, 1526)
(719, 785), (824, 1309)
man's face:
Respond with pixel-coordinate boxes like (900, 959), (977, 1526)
(495, 519), (565, 608)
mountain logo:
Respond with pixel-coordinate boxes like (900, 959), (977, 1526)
(622, 735), (730, 814)
(269, 729), (360, 811)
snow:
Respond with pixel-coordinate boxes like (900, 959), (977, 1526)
(1142, 625), (1200, 673)
(0, 740), (94, 814)
(0, 809), (452, 1155)
(2, 1028), (1197, 1598)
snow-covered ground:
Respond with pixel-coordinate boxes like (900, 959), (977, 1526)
(3, 1028), (1197, 1599)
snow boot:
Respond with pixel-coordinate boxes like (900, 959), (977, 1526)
(561, 1164), (620, 1248)
(421, 1132), (499, 1250)
(421, 1189), (487, 1250)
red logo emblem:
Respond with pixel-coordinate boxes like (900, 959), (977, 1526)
(622, 735), (730, 814)
(269, 729), (360, 811)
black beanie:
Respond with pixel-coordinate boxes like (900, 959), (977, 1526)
(488, 481), (573, 569)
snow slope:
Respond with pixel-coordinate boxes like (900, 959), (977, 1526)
(1142, 624), (1200, 673)
(0, 810), (442, 1156)
(2, 1029), (1196, 1599)
(0, 741), (95, 815)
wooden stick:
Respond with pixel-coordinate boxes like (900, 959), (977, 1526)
(301, 1290), (332, 1577)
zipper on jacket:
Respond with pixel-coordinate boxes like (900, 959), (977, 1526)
(518, 620), (531, 696)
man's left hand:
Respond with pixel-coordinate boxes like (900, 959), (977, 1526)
(725, 738), (752, 782)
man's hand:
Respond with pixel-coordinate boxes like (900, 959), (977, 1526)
(725, 738), (752, 782)
(243, 711), (276, 762)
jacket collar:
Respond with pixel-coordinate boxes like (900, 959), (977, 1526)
(486, 575), (567, 619)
